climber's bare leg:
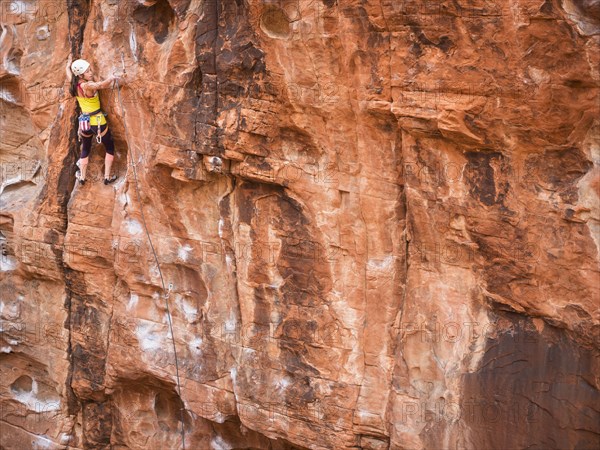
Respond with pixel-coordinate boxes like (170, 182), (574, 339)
(104, 153), (114, 179)
(79, 156), (89, 180)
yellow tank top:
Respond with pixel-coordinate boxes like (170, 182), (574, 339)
(76, 84), (107, 126)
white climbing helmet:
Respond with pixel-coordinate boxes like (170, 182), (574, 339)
(71, 59), (90, 76)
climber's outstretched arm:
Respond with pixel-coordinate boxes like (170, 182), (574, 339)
(80, 73), (127, 96)
(82, 75), (117, 92)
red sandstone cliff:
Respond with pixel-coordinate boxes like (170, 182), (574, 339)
(1, 1), (599, 449)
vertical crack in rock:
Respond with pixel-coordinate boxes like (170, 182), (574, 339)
(194, 0), (219, 156)
(63, 1), (115, 446)
(35, 1), (96, 446)
(397, 186), (410, 331)
(67, 0), (92, 56)
(216, 175), (243, 388)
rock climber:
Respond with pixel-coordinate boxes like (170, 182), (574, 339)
(65, 54), (125, 185)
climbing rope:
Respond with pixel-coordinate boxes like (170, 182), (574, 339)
(113, 79), (186, 449)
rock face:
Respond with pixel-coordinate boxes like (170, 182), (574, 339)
(1, 1), (599, 449)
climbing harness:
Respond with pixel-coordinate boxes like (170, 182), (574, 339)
(78, 122), (108, 142)
(114, 77), (186, 450)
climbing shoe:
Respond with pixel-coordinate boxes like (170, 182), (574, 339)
(75, 170), (85, 185)
(104, 175), (117, 185)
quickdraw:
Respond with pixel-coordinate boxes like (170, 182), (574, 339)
(95, 114), (104, 143)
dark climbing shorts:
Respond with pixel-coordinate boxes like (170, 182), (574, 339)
(80, 124), (114, 159)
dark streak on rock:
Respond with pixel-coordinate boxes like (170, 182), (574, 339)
(132, 0), (176, 45)
(460, 312), (600, 450)
(464, 151), (500, 206)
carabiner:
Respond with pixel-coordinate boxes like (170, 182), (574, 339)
(96, 114), (103, 143)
